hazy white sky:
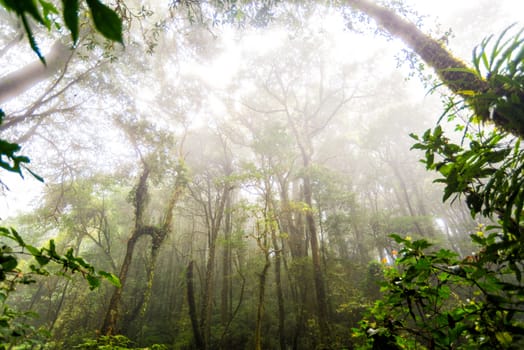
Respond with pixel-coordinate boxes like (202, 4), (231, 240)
(1, 0), (524, 218)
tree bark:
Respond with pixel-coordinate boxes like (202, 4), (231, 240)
(302, 167), (331, 346)
(101, 165), (151, 335)
(192, 178), (231, 349)
(187, 260), (205, 349)
(136, 177), (186, 330)
(269, 206), (286, 350)
(101, 232), (137, 335)
(346, 0), (483, 94)
(221, 194), (232, 326)
(254, 252), (270, 350)
(0, 39), (72, 105)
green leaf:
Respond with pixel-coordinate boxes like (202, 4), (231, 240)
(24, 167), (44, 183)
(435, 249), (458, 261)
(1, 256), (17, 271)
(389, 234), (404, 244)
(47, 239), (59, 259)
(25, 245), (40, 256)
(62, 0), (79, 43)
(86, 274), (101, 290)
(3, 0), (45, 24)
(34, 254), (50, 266)
(39, 0), (59, 29)
(98, 271), (121, 288)
(8, 228), (24, 246)
(86, 0), (123, 43)
(495, 332), (513, 346)
(21, 14), (46, 64)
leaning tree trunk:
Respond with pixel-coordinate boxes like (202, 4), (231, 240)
(345, 0), (524, 138)
(101, 230), (141, 335)
(136, 178), (186, 333)
(0, 39), (72, 105)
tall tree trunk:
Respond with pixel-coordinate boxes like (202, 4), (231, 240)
(187, 260), (205, 349)
(254, 251), (270, 350)
(221, 194), (232, 326)
(201, 227), (218, 348)
(198, 183), (231, 349)
(270, 213), (286, 350)
(287, 105), (331, 345)
(277, 174), (304, 259)
(389, 160), (427, 237)
(303, 170), (331, 346)
(262, 177), (286, 350)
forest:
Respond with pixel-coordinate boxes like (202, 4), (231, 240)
(0, 0), (523, 349)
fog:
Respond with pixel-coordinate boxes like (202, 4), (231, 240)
(0, 1), (523, 349)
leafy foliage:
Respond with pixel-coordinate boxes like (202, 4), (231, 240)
(0, 225), (120, 347)
(355, 25), (524, 350)
(0, 111), (120, 347)
(0, 110), (42, 184)
(353, 234), (524, 349)
(0, 0), (123, 62)
(74, 334), (168, 349)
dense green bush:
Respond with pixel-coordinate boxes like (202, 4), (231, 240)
(354, 25), (524, 350)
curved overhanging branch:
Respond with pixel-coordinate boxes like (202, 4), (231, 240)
(0, 39), (73, 105)
(345, 0), (524, 138)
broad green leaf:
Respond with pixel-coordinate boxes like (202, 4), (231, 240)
(9, 228), (25, 246)
(35, 254), (50, 266)
(389, 233), (404, 244)
(86, 0), (123, 43)
(1, 256), (17, 271)
(62, 0), (79, 43)
(21, 14), (46, 64)
(25, 245), (40, 256)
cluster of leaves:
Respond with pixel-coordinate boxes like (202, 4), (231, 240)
(469, 24), (524, 137)
(0, 110), (42, 189)
(0, 0), (123, 62)
(74, 334), (168, 349)
(0, 109), (120, 347)
(354, 25), (524, 349)
(0, 227), (121, 347)
(353, 234), (524, 349)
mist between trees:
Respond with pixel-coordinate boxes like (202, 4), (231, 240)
(0, 1), (523, 349)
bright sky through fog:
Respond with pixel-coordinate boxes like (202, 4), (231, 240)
(196, 0), (524, 89)
(1, 0), (524, 218)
